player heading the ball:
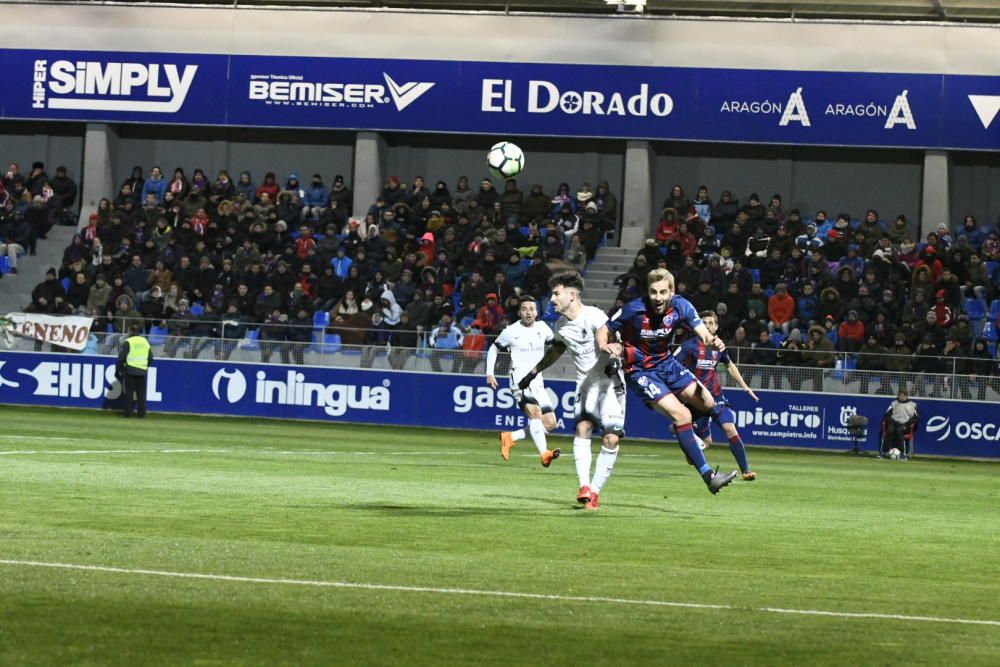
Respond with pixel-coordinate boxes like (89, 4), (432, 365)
(598, 268), (739, 494)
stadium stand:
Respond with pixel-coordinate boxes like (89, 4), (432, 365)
(1, 155), (997, 391)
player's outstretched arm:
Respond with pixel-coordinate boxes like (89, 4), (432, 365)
(725, 360), (759, 402)
(596, 324), (622, 357)
(692, 322), (724, 351)
(485, 342), (500, 388)
(518, 340), (566, 390)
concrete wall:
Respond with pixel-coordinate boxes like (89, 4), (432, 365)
(0, 121), (85, 201)
(2, 4), (996, 75)
(382, 133), (625, 201)
(110, 126), (356, 191)
(951, 154), (1000, 229)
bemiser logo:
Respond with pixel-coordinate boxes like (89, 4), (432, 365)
(247, 73), (434, 111)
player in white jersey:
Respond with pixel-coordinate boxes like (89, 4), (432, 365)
(487, 296), (561, 467)
(517, 271), (626, 511)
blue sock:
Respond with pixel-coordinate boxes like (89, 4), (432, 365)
(696, 422), (711, 442)
(728, 434), (750, 474)
(676, 423), (712, 478)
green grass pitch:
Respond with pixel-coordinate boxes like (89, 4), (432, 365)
(1, 405), (998, 665)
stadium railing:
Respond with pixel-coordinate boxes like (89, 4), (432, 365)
(4, 319), (998, 402)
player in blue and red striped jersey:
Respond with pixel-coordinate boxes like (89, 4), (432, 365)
(597, 268), (739, 494)
(675, 310), (759, 481)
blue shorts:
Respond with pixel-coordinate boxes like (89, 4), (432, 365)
(626, 357), (697, 406)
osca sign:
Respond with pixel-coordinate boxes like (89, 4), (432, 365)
(925, 416), (1000, 442)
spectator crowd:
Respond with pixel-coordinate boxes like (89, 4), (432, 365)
(14, 162), (617, 369)
(7, 158), (1000, 392)
(616, 186), (1000, 393)
(1, 161), (79, 272)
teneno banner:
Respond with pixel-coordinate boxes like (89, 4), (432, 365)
(0, 352), (995, 459)
(2, 49), (998, 150)
(2, 314), (94, 352)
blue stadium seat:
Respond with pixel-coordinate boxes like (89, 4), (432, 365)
(981, 320), (997, 342)
(748, 269), (761, 284)
(964, 298), (986, 321)
(964, 298), (987, 334)
(988, 299), (1000, 320)
(320, 333), (342, 354)
(60, 277), (70, 293)
(313, 310), (330, 329)
(831, 356), (856, 381)
(460, 315), (475, 329)
(147, 325), (168, 346)
(190, 302), (204, 317)
(770, 332), (784, 347)
(540, 299), (560, 323)
(764, 288), (775, 298)
(982, 320), (998, 342)
(0, 256), (10, 275)
(241, 328), (260, 351)
(985, 261), (999, 282)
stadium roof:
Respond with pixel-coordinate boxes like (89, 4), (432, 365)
(91, 0), (1000, 23)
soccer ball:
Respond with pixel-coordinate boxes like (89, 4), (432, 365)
(487, 141), (525, 180)
(888, 448), (901, 460)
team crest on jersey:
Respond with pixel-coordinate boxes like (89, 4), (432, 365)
(639, 310), (678, 339)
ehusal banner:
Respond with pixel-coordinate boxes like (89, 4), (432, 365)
(0, 351), (996, 459)
(2, 48), (998, 150)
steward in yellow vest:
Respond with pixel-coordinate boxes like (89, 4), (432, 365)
(116, 325), (153, 418)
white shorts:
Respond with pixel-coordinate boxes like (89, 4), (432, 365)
(574, 374), (627, 436)
(511, 374), (556, 414)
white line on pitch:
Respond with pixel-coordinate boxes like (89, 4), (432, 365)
(0, 449), (464, 457)
(0, 559), (996, 628)
(0, 449), (225, 455)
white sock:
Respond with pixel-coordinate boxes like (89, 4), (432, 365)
(527, 419), (548, 455)
(590, 445), (619, 494)
(573, 437), (593, 487)
(511, 428), (527, 441)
